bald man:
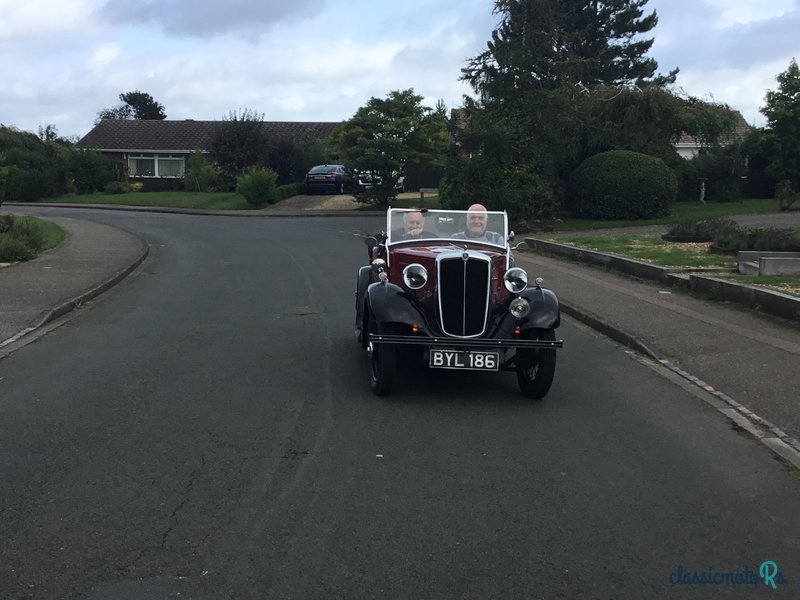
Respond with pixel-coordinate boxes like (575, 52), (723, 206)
(452, 203), (505, 245)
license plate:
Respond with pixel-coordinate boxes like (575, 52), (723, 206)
(429, 350), (499, 371)
(313, 175), (328, 180)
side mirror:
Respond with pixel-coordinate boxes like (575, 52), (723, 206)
(507, 230), (516, 242)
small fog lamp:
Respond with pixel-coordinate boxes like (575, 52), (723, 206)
(509, 297), (530, 319)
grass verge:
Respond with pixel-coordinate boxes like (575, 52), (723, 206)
(546, 199), (784, 232)
(549, 232), (800, 297)
(552, 234), (737, 268)
(41, 192), (252, 210)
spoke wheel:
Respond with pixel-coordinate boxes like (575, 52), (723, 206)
(516, 328), (557, 400)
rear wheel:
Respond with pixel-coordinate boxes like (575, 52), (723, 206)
(516, 328), (557, 399)
(368, 315), (396, 396)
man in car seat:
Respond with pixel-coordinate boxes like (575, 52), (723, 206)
(393, 210), (437, 240)
(452, 204), (506, 245)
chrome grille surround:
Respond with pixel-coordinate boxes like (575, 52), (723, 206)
(436, 250), (491, 338)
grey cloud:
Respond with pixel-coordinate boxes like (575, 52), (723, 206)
(650, 0), (800, 73)
(99, 0), (323, 37)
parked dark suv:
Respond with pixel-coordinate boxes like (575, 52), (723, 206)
(304, 164), (355, 195)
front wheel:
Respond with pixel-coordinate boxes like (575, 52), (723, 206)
(516, 328), (557, 399)
(368, 316), (395, 396)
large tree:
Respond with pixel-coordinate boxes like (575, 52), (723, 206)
(760, 58), (800, 208)
(462, 0), (677, 101)
(330, 89), (448, 208)
(96, 90), (166, 123)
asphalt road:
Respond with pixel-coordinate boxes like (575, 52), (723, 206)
(2, 210), (800, 599)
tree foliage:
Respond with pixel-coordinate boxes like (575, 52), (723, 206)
(208, 109), (269, 188)
(330, 89), (448, 208)
(760, 58), (800, 208)
(96, 90), (166, 123)
(462, 0), (677, 101)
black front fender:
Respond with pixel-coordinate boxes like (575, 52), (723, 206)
(365, 282), (432, 333)
(519, 286), (560, 330)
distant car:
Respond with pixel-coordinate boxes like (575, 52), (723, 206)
(304, 164), (355, 194)
(355, 171), (405, 193)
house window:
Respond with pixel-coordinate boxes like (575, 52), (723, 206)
(128, 154), (185, 178)
(130, 157), (155, 177)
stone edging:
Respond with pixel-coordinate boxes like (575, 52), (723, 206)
(525, 237), (800, 322)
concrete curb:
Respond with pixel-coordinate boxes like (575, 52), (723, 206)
(38, 237), (150, 328)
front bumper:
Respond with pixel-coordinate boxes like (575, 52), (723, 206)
(367, 334), (563, 350)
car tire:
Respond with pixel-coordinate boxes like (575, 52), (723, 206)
(368, 314), (395, 396)
(516, 328), (557, 399)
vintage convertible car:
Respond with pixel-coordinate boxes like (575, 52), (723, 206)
(355, 208), (563, 398)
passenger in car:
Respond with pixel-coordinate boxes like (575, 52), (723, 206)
(393, 210), (437, 240)
(452, 204), (505, 245)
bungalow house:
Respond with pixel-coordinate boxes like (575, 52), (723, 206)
(76, 119), (340, 189)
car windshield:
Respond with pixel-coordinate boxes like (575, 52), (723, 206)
(386, 208), (508, 248)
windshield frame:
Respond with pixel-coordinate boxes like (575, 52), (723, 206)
(385, 208), (509, 249)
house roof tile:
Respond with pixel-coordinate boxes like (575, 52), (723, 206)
(76, 119), (341, 152)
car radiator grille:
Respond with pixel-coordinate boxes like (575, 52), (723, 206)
(438, 254), (490, 337)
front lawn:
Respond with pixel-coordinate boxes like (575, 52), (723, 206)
(547, 199), (783, 232)
(41, 191), (252, 210)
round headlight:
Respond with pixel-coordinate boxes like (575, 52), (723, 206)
(402, 263), (428, 290)
(509, 297), (530, 319)
(503, 267), (528, 294)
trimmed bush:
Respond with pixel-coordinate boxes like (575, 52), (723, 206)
(277, 182), (304, 200)
(104, 181), (131, 194)
(567, 150), (677, 219)
(714, 227), (800, 252)
(236, 167), (279, 205)
(665, 217), (739, 240)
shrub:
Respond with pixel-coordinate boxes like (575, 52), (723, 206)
(666, 217), (740, 239)
(236, 167), (279, 205)
(0, 214), (14, 233)
(0, 236), (35, 262)
(10, 216), (46, 251)
(5, 167), (50, 202)
(714, 227), (800, 251)
(184, 151), (220, 192)
(567, 150), (677, 219)
(104, 181), (131, 194)
(277, 182), (304, 200)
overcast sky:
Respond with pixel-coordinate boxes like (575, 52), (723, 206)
(1, 0), (797, 139)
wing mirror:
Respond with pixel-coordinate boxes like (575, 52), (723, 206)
(507, 230), (516, 242)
